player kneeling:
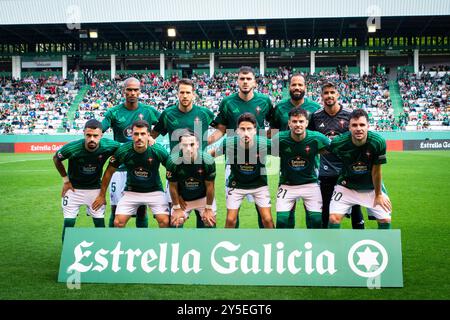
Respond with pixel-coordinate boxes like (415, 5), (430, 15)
(166, 129), (217, 228)
(92, 120), (170, 228)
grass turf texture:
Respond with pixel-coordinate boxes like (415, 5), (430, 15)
(0, 151), (449, 300)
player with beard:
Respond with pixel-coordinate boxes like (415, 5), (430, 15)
(53, 119), (119, 241)
(209, 66), (273, 229)
(269, 74), (321, 228)
(101, 77), (161, 229)
(308, 82), (365, 229)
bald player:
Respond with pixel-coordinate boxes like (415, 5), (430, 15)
(101, 77), (161, 228)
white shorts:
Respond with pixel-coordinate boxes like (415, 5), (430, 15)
(226, 185), (271, 210)
(171, 197), (217, 218)
(276, 183), (323, 212)
(109, 171), (127, 205)
(116, 191), (169, 216)
(62, 189), (105, 218)
(225, 164), (255, 203)
(329, 185), (391, 220)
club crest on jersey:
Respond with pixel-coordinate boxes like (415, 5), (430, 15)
(197, 167), (204, 175)
(123, 126), (133, 139)
(319, 123), (325, 128)
(194, 117), (201, 124)
(305, 145), (310, 154)
(340, 119), (345, 128)
(148, 157), (154, 164)
(366, 151), (371, 158)
(98, 155), (103, 161)
(255, 106), (261, 115)
(138, 113), (144, 120)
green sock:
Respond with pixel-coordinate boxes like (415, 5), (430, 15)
(287, 208), (296, 228)
(62, 218), (76, 242)
(136, 214), (148, 228)
(306, 211), (322, 229)
(109, 208), (116, 228)
(328, 223), (341, 229)
(305, 210), (311, 228)
(195, 210), (206, 228)
(93, 218), (105, 228)
(378, 222), (391, 229)
(276, 211), (292, 229)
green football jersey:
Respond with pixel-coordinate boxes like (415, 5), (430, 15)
(273, 130), (330, 186)
(110, 142), (169, 193)
(212, 92), (273, 131)
(165, 151), (216, 201)
(270, 98), (321, 131)
(153, 104), (214, 151)
(216, 136), (271, 189)
(101, 102), (161, 143)
(55, 138), (120, 189)
(329, 131), (387, 190)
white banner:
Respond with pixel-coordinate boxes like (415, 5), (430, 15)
(22, 61), (62, 68)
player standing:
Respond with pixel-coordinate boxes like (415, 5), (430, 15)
(93, 120), (170, 228)
(208, 66), (273, 228)
(328, 109), (392, 229)
(308, 82), (365, 229)
(151, 78), (215, 228)
(272, 107), (330, 229)
(211, 113), (274, 229)
(101, 77), (161, 228)
(53, 119), (119, 241)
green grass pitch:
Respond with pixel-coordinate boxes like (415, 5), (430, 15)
(0, 151), (449, 300)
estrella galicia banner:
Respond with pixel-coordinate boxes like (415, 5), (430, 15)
(58, 229), (403, 287)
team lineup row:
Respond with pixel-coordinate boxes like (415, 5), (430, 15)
(53, 67), (393, 241)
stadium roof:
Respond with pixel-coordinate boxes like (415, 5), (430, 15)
(1, 0), (450, 25)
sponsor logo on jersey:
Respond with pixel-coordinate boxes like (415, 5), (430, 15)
(319, 123), (325, 128)
(81, 164), (97, 175)
(351, 161), (368, 174)
(134, 167), (150, 179)
(238, 163), (257, 175)
(184, 177), (201, 190)
(288, 156), (308, 171)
